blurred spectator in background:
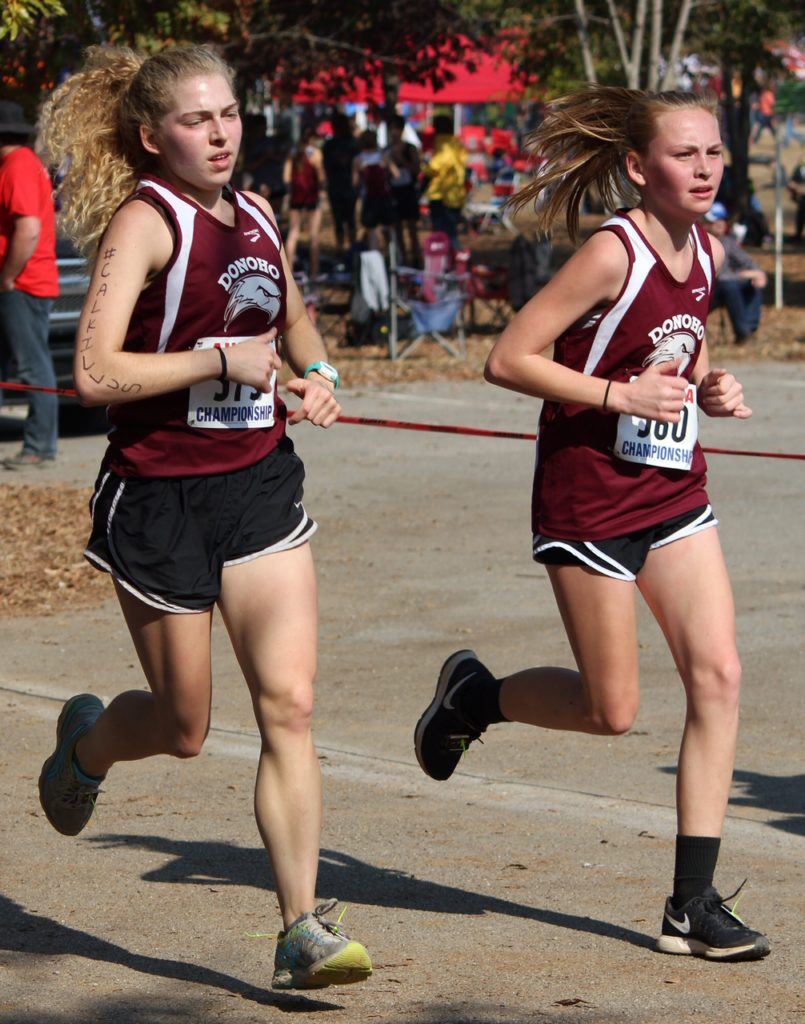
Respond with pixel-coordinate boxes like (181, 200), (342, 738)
(284, 130), (325, 280)
(352, 129), (394, 252)
(423, 114), (467, 249)
(241, 116), (290, 214)
(0, 101), (59, 468)
(787, 152), (805, 243)
(385, 114), (421, 267)
(323, 113), (358, 259)
(704, 201), (767, 344)
(752, 83), (776, 144)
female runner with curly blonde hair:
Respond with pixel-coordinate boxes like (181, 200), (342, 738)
(37, 44), (372, 991)
(415, 85), (770, 963)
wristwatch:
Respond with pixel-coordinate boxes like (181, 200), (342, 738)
(303, 360), (340, 389)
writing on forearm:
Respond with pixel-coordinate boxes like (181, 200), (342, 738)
(79, 248), (142, 395)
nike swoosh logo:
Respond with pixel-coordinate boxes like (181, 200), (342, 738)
(443, 673), (475, 710)
(664, 911), (691, 934)
(294, 501), (303, 509)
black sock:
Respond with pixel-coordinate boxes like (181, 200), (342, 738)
(672, 834), (721, 908)
(456, 671), (507, 729)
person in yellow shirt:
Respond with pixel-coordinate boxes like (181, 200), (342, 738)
(424, 114), (467, 248)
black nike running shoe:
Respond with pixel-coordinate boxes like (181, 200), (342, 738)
(414, 650), (492, 781)
(656, 883), (770, 961)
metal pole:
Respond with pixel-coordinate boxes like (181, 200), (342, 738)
(774, 125), (783, 309)
(389, 233), (398, 360)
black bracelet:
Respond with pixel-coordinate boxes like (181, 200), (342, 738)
(217, 346), (228, 382)
(602, 379), (612, 412)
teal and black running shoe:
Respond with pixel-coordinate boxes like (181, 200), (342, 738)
(38, 693), (105, 836)
(272, 899), (372, 990)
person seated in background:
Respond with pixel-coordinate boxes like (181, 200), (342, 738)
(704, 202), (767, 344)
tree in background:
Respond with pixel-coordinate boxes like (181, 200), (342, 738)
(0, 0), (230, 118)
(1, 0), (484, 121)
(467, 0), (795, 217)
(690, 0), (793, 215)
(224, 0), (484, 112)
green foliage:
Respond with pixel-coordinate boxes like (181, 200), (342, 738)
(0, 0), (66, 41)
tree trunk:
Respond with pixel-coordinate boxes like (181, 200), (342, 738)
(573, 0), (598, 84)
(630, 0), (648, 89)
(647, 0), (662, 92)
(732, 74), (754, 215)
(660, 0), (694, 90)
(604, 0), (633, 87)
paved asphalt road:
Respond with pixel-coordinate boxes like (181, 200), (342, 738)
(0, 363), (802, 1023)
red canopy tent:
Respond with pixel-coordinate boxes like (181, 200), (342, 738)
(398, 50), (524, 104)
(289, 44), (524, 106)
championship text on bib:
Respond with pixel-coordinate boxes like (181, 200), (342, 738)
(614, 383), (698, 471)
(187, 337), (276, 429)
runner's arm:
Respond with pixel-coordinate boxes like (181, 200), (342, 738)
(73, 201), (278, 406)
(485, 232), (689, 421)
(245, 192), (340, 427)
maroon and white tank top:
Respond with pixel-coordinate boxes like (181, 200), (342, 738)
(105, 176), (288, 477)
(532, 212), (715, 540)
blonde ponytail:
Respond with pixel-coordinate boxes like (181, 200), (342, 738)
(38, 45), (235, 262)
(511, 84), (719, 242)
(38, 48), (145, 261)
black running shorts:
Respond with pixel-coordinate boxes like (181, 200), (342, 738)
(85, 438), (316, 613)
(533, 504), (718, 582)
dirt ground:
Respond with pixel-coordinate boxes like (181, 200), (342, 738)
(0, 137), (803, 1024)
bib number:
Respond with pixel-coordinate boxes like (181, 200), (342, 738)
(187, 336), (276, 430)
(614, 383), (698, 470)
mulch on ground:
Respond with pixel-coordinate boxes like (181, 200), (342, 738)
(0, 483), (108, 616)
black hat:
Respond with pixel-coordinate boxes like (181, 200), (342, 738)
(0, 101), (34, 136)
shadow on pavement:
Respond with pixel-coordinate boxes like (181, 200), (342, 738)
(85, 836), (654, 951)
(659, 765), (805, 836)
(0, 894), (341, 1018)
(392, 1006), (630, 1024)
(730, 769), (805, 836)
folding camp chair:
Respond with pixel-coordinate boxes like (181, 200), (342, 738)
(394, 233), (469, 358)
(468, 263), (511, 331)
(464, 169), (520, 235)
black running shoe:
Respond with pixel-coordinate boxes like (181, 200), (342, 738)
(656, 883), (770, 961)
(414, 650), (491, 781)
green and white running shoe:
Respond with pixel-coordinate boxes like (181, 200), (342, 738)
(272, 899), (372, 990)
(38, 693), (105, 836)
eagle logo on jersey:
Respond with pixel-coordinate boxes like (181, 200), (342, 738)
(643, 331), (695, 375)
(224, 274), (282, 329)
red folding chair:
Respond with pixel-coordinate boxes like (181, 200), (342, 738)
(469, 263), (511, 331)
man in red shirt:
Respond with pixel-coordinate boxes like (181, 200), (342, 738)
(0, 101), (59, 467)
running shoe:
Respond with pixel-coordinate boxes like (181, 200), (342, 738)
(656, 883), (770, 961)
(38, 694), (105, 836)
(414, 649), (491, 781)
(272, 899), (372, 990)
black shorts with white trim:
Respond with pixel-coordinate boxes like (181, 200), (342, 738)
(85, 437), (316, 612)
(533, 504), (718, 582)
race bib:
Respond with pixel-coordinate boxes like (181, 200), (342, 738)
(614, 383), (698, 470)
(187, 336), (276, 430)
